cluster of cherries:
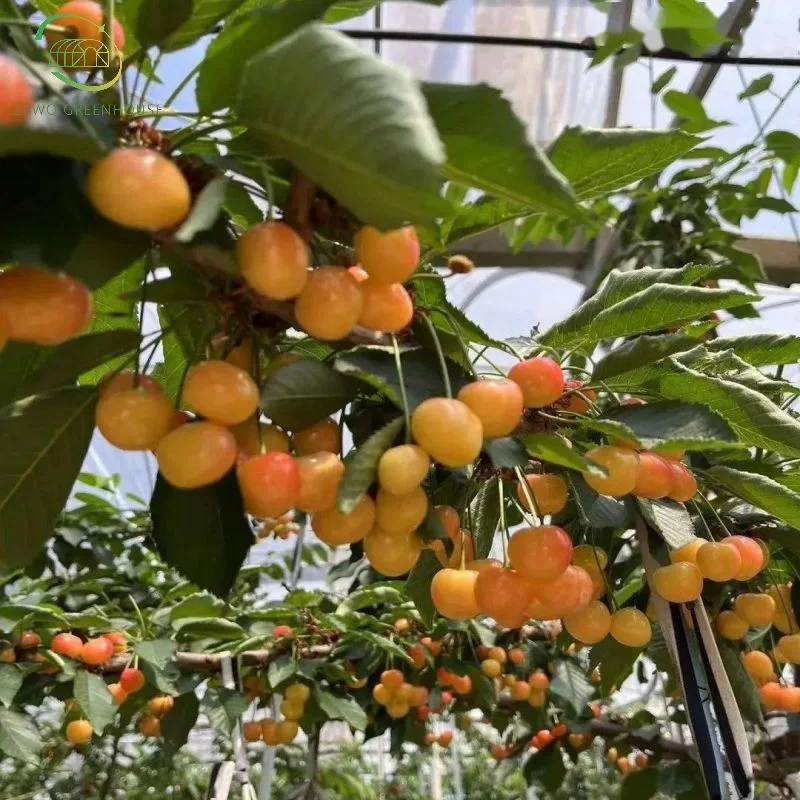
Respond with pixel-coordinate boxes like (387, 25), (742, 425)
(241, 682), (309, 745)
(606, 746), (650, 776)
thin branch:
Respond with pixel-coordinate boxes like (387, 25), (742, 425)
(284, 171), (317, 243)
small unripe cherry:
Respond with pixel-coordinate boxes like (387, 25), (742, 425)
(609, 608), (652, 647)
(516, 474), (568, 516)
(296, 452), (344, 513)
(312, 495), (375, 546)
(652, 562), (703, 603)
(293, 417), (341, 456)
(156, 422), (238, 489)
(236, 221), (309, 300)
(294, 266), (363, 340)
(237, 452), (300, 519)
(80, 637), (114, 665)
(66, 719), (93, 745)
(456, 379), (524, 439)
(378, 445), (430, 495)
(87, 148), (191, 231)
(584, 446), (640, 497)
(0, 266), (92, 346)
(354, 225), (419, 284)
(375, 486), (428, 534)
(632, 453), (675, 499)
(507, 525), (573, 582)
(364, 528), (423, 576)
(51, 633), (83, 659)
(273, 625), (294, 639)
(564, 601), (611, 645)
(411, 397), (483, 468)
(508, 356), (565, 408)
(696, 541), (742, 582)
(430, 568), (480, 620)
(120, 668), (146, 694)
(358, 280), (414, 332)
(667, 462), (698, 502)
(0, 54), (33, 127)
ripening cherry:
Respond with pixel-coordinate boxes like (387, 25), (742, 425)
(434, 505), (460, 539)
(652, 562), (704, 603)
(433, 529), (475, 569)
(717, 610), (748, 641)
(312, 495), (375, 546)
(120, 668), (146, 694)
(529, 670), (549, 691)
(275, 720), (298, 743)
(294, 267), (363, 340)
(0, 54), (33, 127)
(474, 568), (535, 629)
(354, 225), (419, 285)
(66, 719), (93, 745)
(156, 422), (238, 488)
(779, 634), (800, 664)
(411, 398), (483, 468)
(293, 417), (341, 456)
(104, 631), (126, 652)
(667, 461), (698, 503)
(108, 683), (128, 705)
(149, 695), (175, 717)
(632, 453), (675, 499)
(237, 452), (301, 519)
(782, 686), (800, 714)
(456, 379), (524, 439)
(572, 544), (609, 571)
(295, 452), (344, 513)
(378, 444), (430, 495)
(528, 689), (546, 707)
(529, 565), (594, 618)
(696, 541), (742, 582)
(734, 593), (776, 628)
(480, 658), (502, 678)
(264, 352), (303, 379)
(51, 633), (83, 659)
(139, 715), (161, 737)
(95, 383), (174, 451)
(47, 1), (125, 62)
(509, 648), (525, 665)
(507, 525), (573, 582)
(0, 266), (92, 345)
(431, 568), (480, 620)
(564, 601), (611, 645)
(584, 446), (640, 497)
(726, 535), (765, 580)
(364, 528), (422, 576)
(380, 669), (404, 691)
(768, 584), (798, 633)
(183, 360), (260, 426)
(280, 699), (304, 721)
(759, 681), (786, 710)
(88, 148), (191, 231)
(562, 379), (596, 414)
(516, 474), (568, 516)
(508, 356), (565, 408)
(229, 417), (290, 459)
(80, 637), (114, 665)
(742, 650), (774, 685)
(236, 221), (309, 300)
(358, 280), (414, 332)
(18, 631), (41, 649)
(242, 721), (262, 742)
(670, 538), (704, 565)
(375, 486), (428, 534)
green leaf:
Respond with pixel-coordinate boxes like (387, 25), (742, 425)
(738, 73), (774, 101)
(422, 83), (578, 218)
(658, 0), (727, 57)
(162, 0), (248, 51)
(175, 178), (230, 243)
(262, 359), (357, 431)
(663, 90), (726, 131)
(461, 664), (496, 714)
(647, 359), (800, 458)
(541, 263), (718, 349)
(150, 470), (252, 598)
(224, 181), (263, 229)
(135, 639), (178, 670)
(708, 467), (800, 532)
(523, 739), (567, 790)
(592, 333), (698, 383)
(174, 618), (247, 641)
(338, 417), (404, 514)
(547, 127), (699, 200)
(333, 346), (468, 412)
(236, 23), (448, 228)
(706, 335), (800, 367)
(621, 768), (659, 800)
(161, 692), (200, 756)
(483, 438), (529, 469)
(268, 654), (296, 687)
(135, 0), (194, 47)
(0, 665), (24, 707)
(470, 477), (500, 559)
(169, 593), (225, 622)
(313, 686), (368, 731)
(73, 671), (116, 733)
(637, 501), (696, 549)
(406, 550), (442, 627)
(549, 660), (595, 713)
(651, 66), (677, 94)
(197, 0), (336, 112)
(569, 474), (633, 529)
(0, 388), (97, 569)
(590, 636), (640, 696)
(203, 687), (249, 734)
(0, 708), (40, 763)
(715, 637), (763, 726)
(522, 433), (606, 476)
(600, 401), (738, 452)
(337, 583), (405, 613)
